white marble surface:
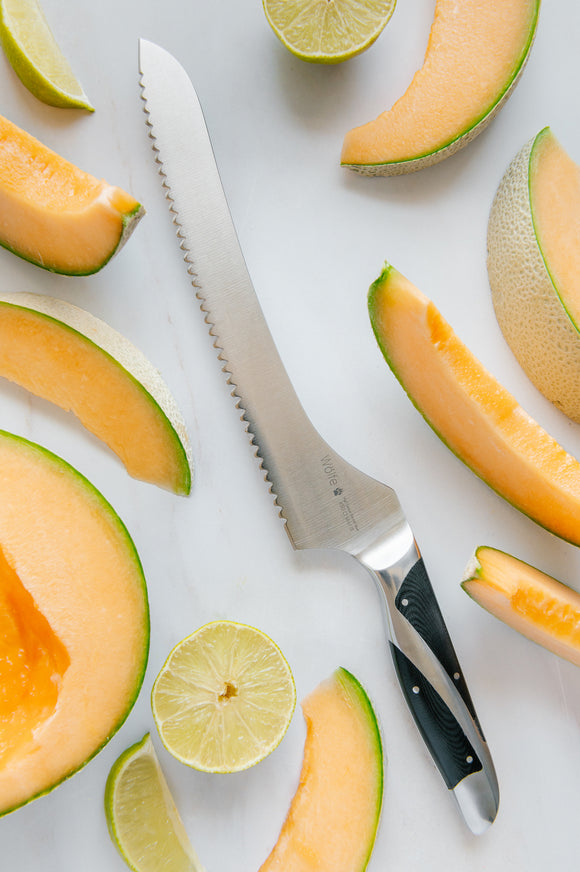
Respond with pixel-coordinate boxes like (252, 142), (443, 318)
(2, 0), (580, 868)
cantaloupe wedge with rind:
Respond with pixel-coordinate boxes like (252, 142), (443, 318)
(0, 114), (143, 274)
(341, 0), (540, 176)
(368, 263), (580, 548)
(462, 546), (580, 667)
(0, 293), (192, 494)
(488, 128), (580, 423)
(0, 430), (149, 816)
(259, 668), (383, 872)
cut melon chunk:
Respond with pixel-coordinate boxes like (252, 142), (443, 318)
(341, 0), (540, 175)
(488, 127), (580, 423)
(259, 668), (383, 872)
(0, 430), (149, 815)
(462, 546), (580, 666)
(0, 293), (192, 495)
(368, 263), (580, 547)
(0, 113), (143, 274)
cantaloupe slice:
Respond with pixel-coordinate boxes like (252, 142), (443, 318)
(462, 546), (580, 666)
(0, 293), (192, 495)
(488, 128), (580, 423)
(0, 430), (149, 815)
(341, 0), (540, 176)
(0, 113), (143, 274)
(368, 263), (580, 547)
(259, 668), (383, 872)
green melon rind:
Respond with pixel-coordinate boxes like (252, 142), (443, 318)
(461, 545), (580, 666)
(0, 0), (93, 110)
(0, 429), (149, 818)
(0, 200), (144, 276)
(487, 127), (580, 423)
(368, 263), (580, 548)
(342, 1), (540, 176)
(105, 733), (204, 872)
(333, 667), (384, 870)
(0, 293), (192, 495)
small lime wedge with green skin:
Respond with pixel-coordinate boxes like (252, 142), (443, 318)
(0, 0), (93, 110)
(262, 0), (396, 64)
(105, 733), (205, 872)
(151, 621), (296, 773)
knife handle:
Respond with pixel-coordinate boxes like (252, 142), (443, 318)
(390, 557), (481, 785)
(358, 530), (499, 833)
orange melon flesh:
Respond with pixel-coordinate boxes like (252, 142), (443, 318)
(462, 546), (580, 666)
(0, 544), (70, 766)
(0, 431), (148, 815)
(259, 668), (383, 872)
(341, 0), (539, 171)
(0, 114), (143, 274)
(368, 264), (580, 547)
(0, 296), (191, 495)
(531, 129), (580, 327)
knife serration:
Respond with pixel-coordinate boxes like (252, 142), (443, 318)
(139, 37), (402, 555)
(138, 38), (499, 834)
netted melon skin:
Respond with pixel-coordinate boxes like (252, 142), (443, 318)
(487, 132), (580, 423)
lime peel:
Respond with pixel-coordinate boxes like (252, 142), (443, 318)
(105, 733), (205, 872)
(0, 0), (93, 110)
(151, 621), (296, 773)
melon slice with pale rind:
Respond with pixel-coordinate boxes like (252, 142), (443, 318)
(462, 546), (580, 666)
(0, 293), (192, 495)
(488, 127), (580, 423)
(0, 430), (149, 816)
(259, 668), (383, 872)
(341, 0), (540, 176)
(368, 263), (580, 547)
(0, 113), (143, 274)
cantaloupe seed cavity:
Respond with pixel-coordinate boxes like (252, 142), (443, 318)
(510, 586), (580, 641)
(0, 542), (69, 765)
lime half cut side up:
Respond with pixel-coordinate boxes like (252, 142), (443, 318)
(151, 621), (297, 773)
(0, 0), (93, 109)
(105, 733), (205, 872)
(262, 0), (397, 64)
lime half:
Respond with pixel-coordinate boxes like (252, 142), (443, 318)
(105, 734), (205, 872)
(0, 0), (93, 109)
(151, 621), (296, 773)
(263, 0), (396, 64)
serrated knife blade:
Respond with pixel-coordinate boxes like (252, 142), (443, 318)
(139, 38), (499, 833)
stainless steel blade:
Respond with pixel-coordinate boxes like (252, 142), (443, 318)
(139, 38), (499, 832)
(138, 37), (403, 557)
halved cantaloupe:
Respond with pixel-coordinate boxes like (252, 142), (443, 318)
(368, 263), (580, 547)
(488, 128), (580, 423)
(0, 113), (143, 274)
(259, 668), (383, 872)
(462, 546), (580, 666)
(0, 293), (191, 494)
(0, 430), (149, 815)
(341, 0), (540, 176)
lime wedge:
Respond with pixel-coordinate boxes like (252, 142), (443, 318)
(151, 621), (296, 773)
(0, 0), (93, 110)
(262, 0), (396, 64)
(105, 733), (205, 872)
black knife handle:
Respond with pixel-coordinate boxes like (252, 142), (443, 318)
(390, 558), (482, 787)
